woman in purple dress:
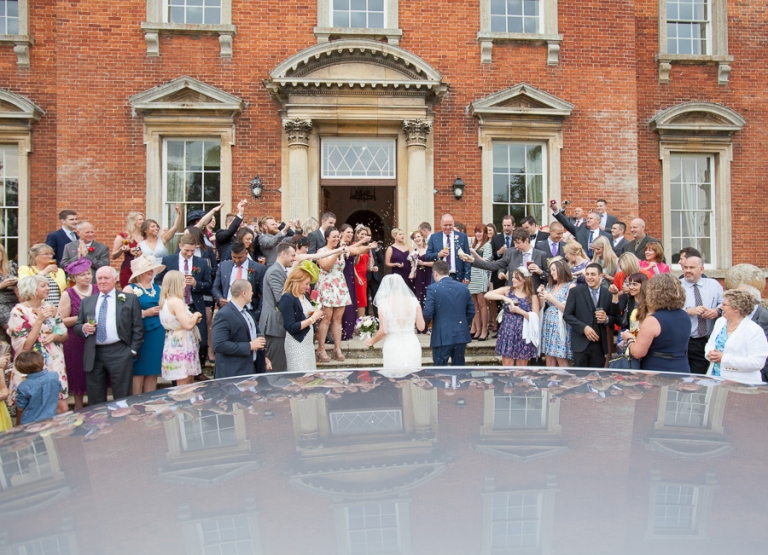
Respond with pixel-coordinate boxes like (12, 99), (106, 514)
(386, 228), (415, 292)
(57, 258), (98, 410)
(409, 231), (432, 307)
(484, 267), (540, 366)
(339, 225), (358, 340)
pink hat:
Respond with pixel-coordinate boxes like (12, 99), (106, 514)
(64, 258), (92, 276)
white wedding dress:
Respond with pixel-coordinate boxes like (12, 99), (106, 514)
(374, 274), (423, 370)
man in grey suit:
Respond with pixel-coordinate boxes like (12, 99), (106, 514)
(551, 202), (611, 257)
(610, 221), (630, 255)
(464, 228), (549, 291)
(61, 221), (110, 277)
(535, 221), (566, 259)
(595, 199), (618, 231)
(738, 284), (768, 383)
(258, 216), (296, 266)
(308, 211), (336, 254)
(259, 243), (296, 372)
(73, 267), (144, 404)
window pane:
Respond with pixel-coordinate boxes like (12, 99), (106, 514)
(167, 141), (184, 171)
(508, 16), (523, 33)
(187, 7), (203, 24)
(186, 141), (203, 171)
(492, 142), (546, 235)
(322, 139), (395, 178)
(333, 11), (350, 27)
(507, 144), (525, 173)
(204, 7), (221, 24)
(169, 6), (185, 23)
(508, 0), (523, 16)
(524, 0), (539, 16)
(350, 11), (366, 27)
(370, 0), (384, 10)
(335, 0), (350, 9)
(351, 0), (366, 10)
(491, 0), (506, 15)
(493, 174), (509, 203)
(187, 172), (203, 202)
(7, 1), (19, 18)
(368, 12), (384, 28)
(509, 175), (526, 203)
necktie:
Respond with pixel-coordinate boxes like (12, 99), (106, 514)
(591, 288), (599, 308)
(505, 236), (511, 249)
(97, 294), (108, 342)
(693, 283), (707, 337)
(183, 258), (192, 304)
(235, 264), (243, 281)
(68, 231), (75, 242)
(575, 220), (582, 227)
(551, 242), (557, 257)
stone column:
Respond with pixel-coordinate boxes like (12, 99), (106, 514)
(403, 120), (432, 235)
(409, 383), (435, 440)
(293, 394), (320, 448)
(283, 118), (313, 223)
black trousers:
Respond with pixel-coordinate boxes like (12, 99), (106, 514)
(87, 342), (133, 405)
(572, 341), (607, 368)
(688, 336), (710, 375)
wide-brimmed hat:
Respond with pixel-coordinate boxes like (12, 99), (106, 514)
(129, 254), (165, 283)
(64, 258), (92, 276)
(186, 209), (206, 226)
(297, 259), (320, 284)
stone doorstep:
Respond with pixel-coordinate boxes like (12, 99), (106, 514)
(316, 355), (502, 368)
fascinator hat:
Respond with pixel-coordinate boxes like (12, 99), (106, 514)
(298, 259), (320, 284)
(516, 265), (532, 278)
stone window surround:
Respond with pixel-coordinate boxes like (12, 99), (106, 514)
(644, 471), (716, 541)
(657, 0), (732, 84)
(142, 0), (236, 58)
(314, 0), (402, 45)
(0, 0), (31, 67)
(477, 0), (562, 65)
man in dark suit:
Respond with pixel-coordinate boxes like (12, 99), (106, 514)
(466, 228), (549, 291)
(610, 221), (630, 256)
(213, 279), (267, 378)
(73, 266), (144, 403)
(259, 243), (295, 373)
(156, 234), (212, 366)
(521, 216), (549, 246)
(595, 199), (618, 232)
(60, 221), (110, 277)
(563, 263), (614, 368)
(422, 261), (475, 366)
(213, 241), (266, 322)
(45, 209), (78, 265)
(367, 244), (385, 317)
(424, 214), (472, 283)
(535, 221), (566, 259)
(490, 215), (515, 291)
(628, 218), (662, 259)
(739, 285), (768, 383)
(551, 202), (611, 257)
(308, 211), (336, 254)
(569, 207), (586, 227)
(216, 199), (247, 262)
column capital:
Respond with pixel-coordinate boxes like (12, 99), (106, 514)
(403, 119), (432, 147)
(283, 118), (313, 146)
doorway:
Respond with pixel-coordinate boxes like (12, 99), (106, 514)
(320, 185), (395, 245)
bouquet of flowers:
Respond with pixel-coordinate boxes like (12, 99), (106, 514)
(409, 249), (419, 279)
(355, 316), (379, 343)
(309, 289), (322, 314)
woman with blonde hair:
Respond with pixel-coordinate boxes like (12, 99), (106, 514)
(159, 270), (203, 385)
(280, 261), (325, 372)
(18, 244), (67, 307)
(113, 211), (145, 287)
(612, 252), (651, 292)
(410, 229), (432, 310)
(469, 224), (492, 340)
(590, 235), (618, 282)
(385, 227), (413, 289)
(563, 240), (590, 284)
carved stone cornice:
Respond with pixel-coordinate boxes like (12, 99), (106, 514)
(403, 119), (431, 147)
(283, 118), (313, 146)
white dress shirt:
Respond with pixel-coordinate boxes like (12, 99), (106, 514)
(442, 232), (456, 273)
(63, 226), (77, 242)
(228, 260), (250, 299)
(95, 289), (119, 345)
(599, 212), (608, 228)
(681, 277), (724, 338)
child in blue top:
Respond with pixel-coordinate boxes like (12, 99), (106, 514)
(15, 351), (61, 425)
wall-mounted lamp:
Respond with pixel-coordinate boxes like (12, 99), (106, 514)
(453, 176), (465, 200)
(250, 175), (281, 200)
(456, 398), (467, 407)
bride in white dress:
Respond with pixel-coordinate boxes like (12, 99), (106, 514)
(365, 274), (425, 369)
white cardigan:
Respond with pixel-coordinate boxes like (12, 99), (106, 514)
(705, 317), (768, 384)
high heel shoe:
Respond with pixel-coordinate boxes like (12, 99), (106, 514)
(316, 349), (331, 363)
(333, 348), (345, 362)
(478, 334), (488, 341)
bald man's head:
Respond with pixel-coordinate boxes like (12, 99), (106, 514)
(629, 218), (646, 240)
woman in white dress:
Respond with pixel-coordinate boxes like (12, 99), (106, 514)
(139, 203), (183, 264)
(280, 262), (325, 372)
(365, 275), (425, 369)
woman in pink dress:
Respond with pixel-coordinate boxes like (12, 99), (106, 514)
(639, 241), (670, 275)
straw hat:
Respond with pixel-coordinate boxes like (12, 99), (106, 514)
(129, 254), (165, 283)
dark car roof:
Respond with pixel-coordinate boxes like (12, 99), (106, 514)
(1, 367), (766, 554)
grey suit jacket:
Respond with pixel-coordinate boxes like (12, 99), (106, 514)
(471, 247), (549, 291)
(61, 241), (110, 276)
(611, 237), (630, 256)
(259, 262), (289, 337)
(308, 229), (325, 255)
(600, 213), (618, 231)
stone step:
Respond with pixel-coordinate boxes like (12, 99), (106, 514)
(319, 335), (499, 360)
(315, 355), (502, 368)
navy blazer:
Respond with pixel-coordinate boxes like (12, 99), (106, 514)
(553, 210), (611, 256)
(424, 231), (472, 282)
(45, 228), (78, 265)
(212, 302), (265, 378)
(279, 293), (311, 342)
(212, 259), (266, 321)
(215, 214), (242, 262)
(422, 277), (475, 348)
(155, 254), (212, 346)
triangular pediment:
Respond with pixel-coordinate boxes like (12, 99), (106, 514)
(475, 443), (569, 463)
(650, 101), (745, 136)
(129, 76), (244, 116)
(264, 40), (448, 104)
(470, 83), (574, 122)
(0, 88), (44, 121)
(159, 459), (263, 485)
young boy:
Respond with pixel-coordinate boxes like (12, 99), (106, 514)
(15, 351), (61, 425)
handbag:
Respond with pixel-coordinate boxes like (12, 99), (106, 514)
(608, 351), (641, 370)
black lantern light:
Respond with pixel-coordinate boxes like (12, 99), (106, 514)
(250, 176), (263, 199)
(453, 176), (465, 200)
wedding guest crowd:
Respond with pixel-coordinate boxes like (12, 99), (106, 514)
(0, 194), (766, 431)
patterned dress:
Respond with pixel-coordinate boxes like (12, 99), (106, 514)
(317, 249), (352, 308)
(495, 292), (538, 360)
(571, 260), (588, 285)
(8, 304), (69, 400)
(62, 285), (98, 396)
(159, 303), (202, 381)
(284, 297), (317, 373)
(540, 284), (573, 360)
(469, 242), (492, 294)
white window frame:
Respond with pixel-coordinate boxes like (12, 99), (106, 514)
(142, 0), (235, 57)
(663, 386), (713, 428)
(0, 0), (30, 67)
(657, 0), (731, 84)
(665, 0), (712, 56)
(478, 0), (562, 64)
(315, 0), (402, 44)
(163, 0), (223, 25)
(490, 141), (548, 232)
(178, 408), (237, 452)
(489, 492), (543, 550)
(645, 475), (716, 540)
(493, 389), (548, 430)
(0, 145), (21, 263)
(345, 502), (401, 554)
(321, 138), (397, 180)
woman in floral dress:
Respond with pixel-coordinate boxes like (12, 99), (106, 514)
(316, 227), (350, 362)
(8, 275), (69, 414)
(485, 267), (540, 366)
(159, 271), (202, 385)
(537, 258), (575, 367)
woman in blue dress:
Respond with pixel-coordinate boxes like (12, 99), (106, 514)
(485, 267), (540, 366)
(123, 255), (166, 394)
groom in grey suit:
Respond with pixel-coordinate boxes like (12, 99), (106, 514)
(259, 243), (296, 372)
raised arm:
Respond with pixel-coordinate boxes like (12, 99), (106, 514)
(195, 202), (224, 230)
(161, 204), (183, 244)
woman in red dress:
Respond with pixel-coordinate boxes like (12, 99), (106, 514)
(353, 225), (372, 318)
(112, 212), (144, 288)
